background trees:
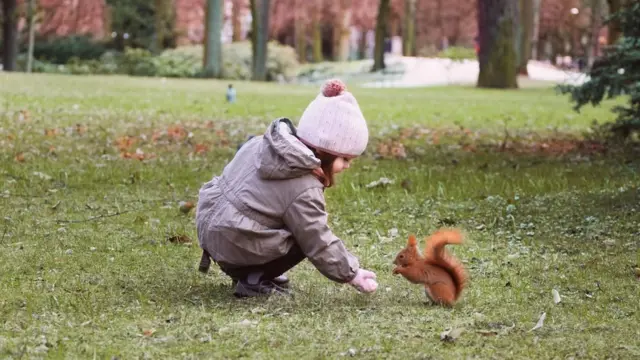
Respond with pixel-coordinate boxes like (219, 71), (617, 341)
(0, 0), (631, 88)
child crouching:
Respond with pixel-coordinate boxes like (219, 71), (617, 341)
(195, 79), (378, 298)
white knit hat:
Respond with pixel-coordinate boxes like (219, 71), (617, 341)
(296, 79), (369, 157)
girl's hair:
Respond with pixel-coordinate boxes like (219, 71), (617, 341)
(285, 119), (338, 187)
(314, 150), (338, 188)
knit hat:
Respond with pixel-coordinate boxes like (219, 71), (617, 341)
(296, 79), (369, 158)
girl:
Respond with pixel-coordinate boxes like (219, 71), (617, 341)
(195, 79), (378, 298)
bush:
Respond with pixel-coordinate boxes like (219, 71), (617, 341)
(16, 41), (300, 82)
(27, 35), (109, 64)
(435, 46), (477, 61)
(557, 2), (640, 139)
(163, 41), (300, 81)
(117, 48), (158, 77)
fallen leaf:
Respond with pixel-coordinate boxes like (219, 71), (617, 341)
(75, 124), (87, 134)
(115, 136), (136, 151)
(390, 142), (407, 159)
(365, 177), (394, 189)
(529, 312), (546, 332)
(33, 172), (52, 181)
(179, 201), (194, 214)
(167, 235), (192, 244)
(237, 319), (258, 327)
(440, 327), (464, 342)
(552, 289), (562, 304)
(194, 143), (209, 154)
(18, 109), (30, 122)
(476, 330), (498, 336)
(341, 348), (357, 357)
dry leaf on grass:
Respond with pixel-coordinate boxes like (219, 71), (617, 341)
(179, 201), (194, 214)
(476, 330), (498, 336)
(529, 312), (546, 332)
(365, 177), (394, 189)
(440, 327), (464, 342)
(194, 143), (209, 154)
(167, 235), (192, 244)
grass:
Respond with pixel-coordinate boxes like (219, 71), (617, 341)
(1, 72), (639, 359)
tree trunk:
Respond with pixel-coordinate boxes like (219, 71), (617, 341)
(517, 0), (533, 75)
(587, 0), (603, 68)
(477, 0), (519, 89)
(606, 0), (625, 45)
(1, 0), (18, 72)
(294, 1), (306, 63)
(336, 0), (352, 62)
(311, 0), (322, 62)
(357, 28), (367, 60)
(153, 0), (166, 54)
(203, 0), (223, 78)
(232, 0), (243, 42)
(251, 0), (258, 62)
(372, 0), (390, 71)
(402, 0), (416, 56)
(531, 0), (541, 60)
(26, 0), (37, 73)
(251, 0), (270, 81)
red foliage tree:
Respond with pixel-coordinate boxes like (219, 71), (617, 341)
(37, 0), (108, 39)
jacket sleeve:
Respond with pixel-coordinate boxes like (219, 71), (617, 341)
(282, 187), (360, 283)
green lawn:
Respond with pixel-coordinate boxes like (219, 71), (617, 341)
(1, 72), (639, 359)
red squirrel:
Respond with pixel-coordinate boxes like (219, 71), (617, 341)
(392, 228), (468, 306)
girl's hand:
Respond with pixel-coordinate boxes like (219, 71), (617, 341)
(349, 269), (378, 293)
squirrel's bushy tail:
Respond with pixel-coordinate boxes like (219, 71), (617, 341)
(424, 228), (467, 300)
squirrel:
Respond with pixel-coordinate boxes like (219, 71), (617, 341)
(392, 228), (468, 307)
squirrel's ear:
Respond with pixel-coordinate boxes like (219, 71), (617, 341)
(408, 234), (417, 246)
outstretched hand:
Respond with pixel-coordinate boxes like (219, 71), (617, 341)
(349, 268), (378, 293)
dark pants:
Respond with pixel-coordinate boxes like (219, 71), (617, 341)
(203, 243), (306, 283)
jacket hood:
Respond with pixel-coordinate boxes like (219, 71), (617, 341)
(257, 118), (321, 180)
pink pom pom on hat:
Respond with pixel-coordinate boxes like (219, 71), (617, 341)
(321, 79), (347, 97)
(296, 79), (369, 158)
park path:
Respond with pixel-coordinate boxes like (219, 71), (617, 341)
(361, 56), (589, 88)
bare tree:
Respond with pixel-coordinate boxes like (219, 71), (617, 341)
(477, 0), (519, 88)
(203, 0), (223, 78)
(372, 0), (390, 71)
(1, 0), (18, 71)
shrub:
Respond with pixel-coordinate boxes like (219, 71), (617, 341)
(435, 46), (477, 61)
(27, 35), (109, 64)
(160, 41), (300, 81)
(557, 2), (640, 139)
(16, 41), (300, 82)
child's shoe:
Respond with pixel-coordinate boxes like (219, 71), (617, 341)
(233, 280), (292, 298)
(232, 273), (292, 298)
(231, 274), (290, 289)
